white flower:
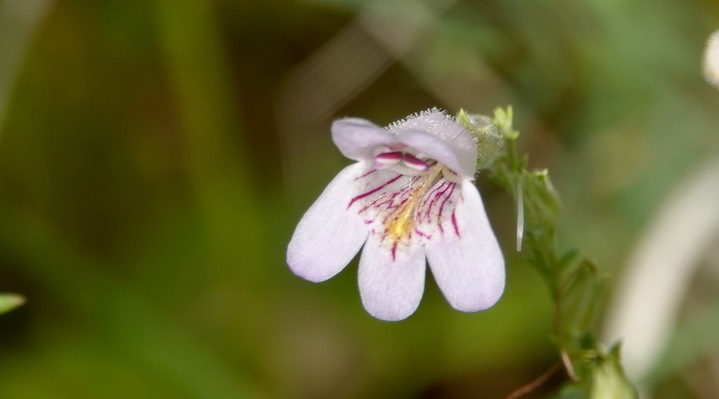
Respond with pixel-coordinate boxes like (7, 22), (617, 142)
(287, 108), (505, 321)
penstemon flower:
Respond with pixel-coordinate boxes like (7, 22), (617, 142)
(287, 109), (505, 321)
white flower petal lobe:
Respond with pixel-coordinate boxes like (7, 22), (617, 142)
(358, 231), (426, 321)
(425, 182), (505, 312)
(332, 118), (396, 162)
(287, 163), (370, 282)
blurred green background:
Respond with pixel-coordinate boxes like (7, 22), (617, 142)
(1, 0), (718, 398)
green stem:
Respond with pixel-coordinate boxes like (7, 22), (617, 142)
(501, 124), (579, 382)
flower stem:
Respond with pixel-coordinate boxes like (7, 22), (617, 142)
(478, 106), (636, 397)
(505, 362), (562, 399)
(490, 109), (579, 384)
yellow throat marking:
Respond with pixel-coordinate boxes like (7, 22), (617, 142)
(385, 165), (443, 241)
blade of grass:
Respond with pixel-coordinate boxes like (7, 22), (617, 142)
(155, 0), (268, 285)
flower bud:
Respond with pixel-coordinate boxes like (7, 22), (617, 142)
(589, 346), (638, 399)
(456, 109), (505, 171)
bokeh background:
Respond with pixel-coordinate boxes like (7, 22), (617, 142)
(1, 0), (718, 398)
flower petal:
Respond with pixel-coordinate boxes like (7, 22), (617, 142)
(397, 128), (476, 179)
(390, 109), (477, 178)
(287, 163), (369, 282)
(358, 232), (426, 321)
(425, 183), (505, 312)
(332, 118), (397, 162)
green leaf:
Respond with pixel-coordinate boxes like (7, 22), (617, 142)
(493, 106), (520, 141)
(521, 169), (561, 239)
(560, 259), (602, 338)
